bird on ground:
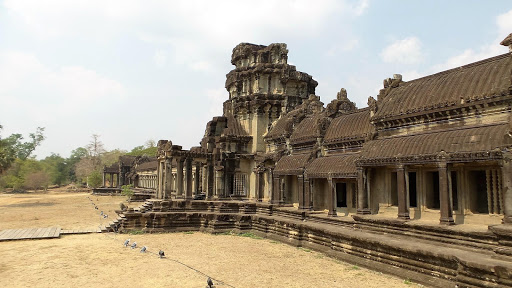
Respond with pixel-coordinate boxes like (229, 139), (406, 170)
(159, 250), (165, 258)
(95, 206), (98, 210)
(140, 246), (147, 253)
(103, 214), (108, 219)
(207, 277), (214, 288)
(100, 211), (103, 216)
(131, 242), (137, 249)
(123, 239), (130, 247)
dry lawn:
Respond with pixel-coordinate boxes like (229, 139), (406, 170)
(0, 188), (420, 288)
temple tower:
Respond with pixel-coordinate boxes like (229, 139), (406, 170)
(224, 43), (317, 153)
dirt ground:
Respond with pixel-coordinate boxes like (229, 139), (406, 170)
(0, 188), (420, 288)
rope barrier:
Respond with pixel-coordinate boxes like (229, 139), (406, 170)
(86, 196), (236, 288)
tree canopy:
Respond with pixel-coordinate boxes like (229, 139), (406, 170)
(0, 126), (45, 174)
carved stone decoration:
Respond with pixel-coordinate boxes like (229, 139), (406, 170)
(500, 32), (512, 52)
(315, 117), (331, 136)
(337, 88), (348, 100)
(368, 96), (378, 115)
(378, 74), (403, 101)
(157, 140), (169, 158)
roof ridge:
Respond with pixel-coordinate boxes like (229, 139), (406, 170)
(377, 122), (508, 140)
(401, 52), (510, 85)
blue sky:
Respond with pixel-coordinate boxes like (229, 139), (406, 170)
(0, 0), (511, 159)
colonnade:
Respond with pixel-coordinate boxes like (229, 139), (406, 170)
(102, 172), (119, 188)
(157, 156), (206, 199)
(138, 174), (157, 189)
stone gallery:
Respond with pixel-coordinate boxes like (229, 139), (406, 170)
(103, 35), (512, 287)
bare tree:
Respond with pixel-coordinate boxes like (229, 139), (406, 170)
(24, 171), (50, 191)
(86, 134), (105, 158)
(145, 139), (156, 148)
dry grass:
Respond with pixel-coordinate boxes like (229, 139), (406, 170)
(0, 187), (417, 288)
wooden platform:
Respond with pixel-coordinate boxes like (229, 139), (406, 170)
(0, 227), (61, 241)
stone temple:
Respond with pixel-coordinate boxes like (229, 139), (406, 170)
(98, 35), (512, 287)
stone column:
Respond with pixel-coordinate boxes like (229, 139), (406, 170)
(119, 171), (124, 187)
(202, 165), (207, 194)
(357, 167), (370, 214)
(298, 174), (305, 209)
(225, 172), (232, 197)
(157, 160), (163, 198)
(268, 168), (274, 203)
(102, 172), (106, 187)
(185, 157), (193, 200)
(327, 177), (337, 217)
(397, 165), (410, 220)
(439, 161), (454, 225)
(302, 177), (312, 210)
(254, 169), (261, 201)
(164, 158), (172, 199)
(207, 163), (214, 199)
(194, 163), (201, 196)
(215, 168), (224, 198)
(176, 158), (184, 197)
(271, 175), (281, 204)
(502, 149), (512, 224)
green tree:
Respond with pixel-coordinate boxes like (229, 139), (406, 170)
(67, 147), (88, 182)
(0, 126), (45, 174)
(126, 145), (157, 157)
(41, 153), (69, 186)
(102, 149), (126, 167)
(88, 170), (103, 188)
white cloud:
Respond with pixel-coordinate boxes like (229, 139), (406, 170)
(497, 9), (512, 37)
(352, 0), (369, 16)
(206, 88), (227, 118)
(326, 39), (360, 56)
(433, 9), (512, 72)
(190, 61), (212, 72)
(153, 50), (168, 67)
(432, 44), (504, 71)
(400, 70), (424, 82)
(0, 50), (125, 117)
(380, 37), (424, 64)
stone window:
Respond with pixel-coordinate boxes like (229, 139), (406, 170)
(232, 173), (247, 196)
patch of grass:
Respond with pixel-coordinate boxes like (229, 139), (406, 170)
(350, 265), (360, 270)
(128, 230), (144, 235)
(404, 279), (412, 285)
(269, 240), (280, 244)
(297, 247), (312, 253)
(238, 232), (263, 240)
(314, 254), (324, 259)
(183, 231), (194, 235)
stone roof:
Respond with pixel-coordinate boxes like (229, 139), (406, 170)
(274, 153), (313, 175)
(323, 108), (372, 144)
(306, 154), (359, 179)
(289, 113), (328, 144)
(119, 155), (136, 166)
(265, 95), (324, 142)
(358, 123), (512, 165)
(372, 53), (512, 122)
(264, 109), (302, 141)
(222, 113), (249, 137)
(104, 162), (119, 173)
(135, 160), (158, 172)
